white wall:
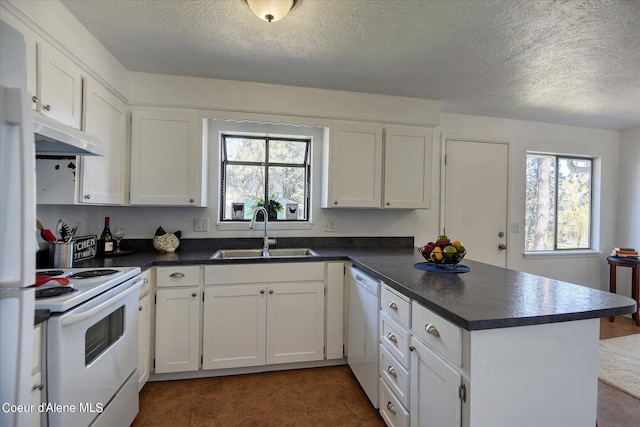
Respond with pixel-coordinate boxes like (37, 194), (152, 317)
(613, 128), (640, 299)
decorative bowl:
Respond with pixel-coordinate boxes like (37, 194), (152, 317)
(418, 246), (466, 266)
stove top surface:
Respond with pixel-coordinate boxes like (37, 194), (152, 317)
(34, 266), (141, 312)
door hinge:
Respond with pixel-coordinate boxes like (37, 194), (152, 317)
(445, 154), (448, 165)
(153, 358), (155, 369)
(459, 383), (467, 402)
(201, 355), (203, 365)
(343, 344), (345, 356)
(154, 294), (156, 304)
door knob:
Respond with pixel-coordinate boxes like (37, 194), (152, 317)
(498, 243), (507, 250)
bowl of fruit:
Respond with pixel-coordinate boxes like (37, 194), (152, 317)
(418, 235), (466, 266)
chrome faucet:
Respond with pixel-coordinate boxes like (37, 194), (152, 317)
(250, 206), (276, 256)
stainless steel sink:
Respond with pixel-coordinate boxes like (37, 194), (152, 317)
(210, 248), (319, 259)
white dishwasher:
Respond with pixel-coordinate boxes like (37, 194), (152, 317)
(347, 266), (381, 408)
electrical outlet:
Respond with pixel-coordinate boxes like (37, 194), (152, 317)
(194, 218), (209, 232)
(324, 220), (336, 232)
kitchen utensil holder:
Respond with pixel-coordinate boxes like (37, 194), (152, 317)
(49, 241), (74, 268)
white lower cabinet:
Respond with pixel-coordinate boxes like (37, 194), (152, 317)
(137, 268), (155, 389)
(154, 266), (202, 374)
(409, 336), (462, 427)
(202, 284), (267, 369)
(202, 263), (326, 370)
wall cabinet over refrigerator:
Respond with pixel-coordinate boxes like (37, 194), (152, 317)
(322, 121), (432, 209)
(130, 109), (206, 206)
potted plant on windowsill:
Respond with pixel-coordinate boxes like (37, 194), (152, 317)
(249, 194), (283, 221)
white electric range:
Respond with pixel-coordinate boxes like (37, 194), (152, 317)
(34, 266), (143, 427)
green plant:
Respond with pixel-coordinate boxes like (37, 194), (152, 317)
(249, 194), (283, 220)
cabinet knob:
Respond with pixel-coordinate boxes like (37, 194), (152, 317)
(84, 194), (91, 199)
(191, 292), (197, 297)
(31, 95), (38, 103)
(388, 301), (398, 311)
(425, 323), (440, 337)
(387, 366), (397, 378)
(269, 289), (274, 294)
(409, 345), (415, 352)
(43, 104), (52, 111)
(32, 383), (44, 391)
(143, 278), (149, 284)
(386, 402), (397, 415)
(386, 202), (391, 206)
(333, 201), (338, 205)
(139, 306), (142, 311)
(169, 272), (185, 278)
(260, 289), (265, 294)
(387, 333), (398, 344)
(189, 198), (194, 203)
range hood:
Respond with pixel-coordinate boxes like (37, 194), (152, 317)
(33, 112), (106, 156)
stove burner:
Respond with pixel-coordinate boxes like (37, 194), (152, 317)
(35, 286), (77, 299)
(70, 269), (120, 279)
(37, 270), (65, 277)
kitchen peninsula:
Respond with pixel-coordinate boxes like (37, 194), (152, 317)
(77, 238), (635, 427)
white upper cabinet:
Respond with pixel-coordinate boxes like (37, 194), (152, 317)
(384, 125), (432, 209)
(323, 121), (433, 209)
(325, 122), (384, 208)
(79, 77), (127, 205)
(35, 41), (84, 129)
(130, 109), (206, 206)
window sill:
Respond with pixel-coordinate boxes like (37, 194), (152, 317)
(216, 221), (313, 231)
(523, 250), (603, 260)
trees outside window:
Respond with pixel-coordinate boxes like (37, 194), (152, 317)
(220, 134), (311, 221)
(525, 154), (592, 251)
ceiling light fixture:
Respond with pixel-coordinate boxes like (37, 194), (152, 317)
(243, 0), (299, 23)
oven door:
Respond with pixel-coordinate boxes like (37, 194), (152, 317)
(46, 276), (143, 427)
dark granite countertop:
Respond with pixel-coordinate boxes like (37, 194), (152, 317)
(71, 238), (636, 331)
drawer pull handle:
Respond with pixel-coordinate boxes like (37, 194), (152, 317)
(386, 402), (396, 415)
(32, 383), (44, 391)
(388, 301), (398, 311)
(387, 366), (397, 377)
(169, 272), (185, 278)
(425, 324), (440, 337)
(387, 333), (398, 344)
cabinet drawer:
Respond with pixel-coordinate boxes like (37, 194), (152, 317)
(411, 301), (462, 366)
(380, 311), (411, 370)
(381, 284), (411, 327)
(379, 378), (409, 427)
(156, 266), (201, 287)
(380, 345), (410, 409)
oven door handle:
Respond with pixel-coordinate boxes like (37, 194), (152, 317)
(60, 277), (144, 326)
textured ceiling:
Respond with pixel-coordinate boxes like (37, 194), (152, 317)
(61, 0), (640, 131)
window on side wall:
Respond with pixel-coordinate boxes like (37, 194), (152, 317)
(525, 154), (593, 251)
(220, 134), (311, 223)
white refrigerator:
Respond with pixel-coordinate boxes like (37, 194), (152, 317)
(0, 19), (37, 427)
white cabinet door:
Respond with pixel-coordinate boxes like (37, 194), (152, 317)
(80, 78), (127, 205)
(325, 121), (383, 208)
(266, 282), (325, 364)
(155, 287), (201, 373)
(130, 109), (205, 206)
(137, 292), (152, 390)
(384, 125), (432, 209)
(37, 42), (83, 129)
(202, 285), (267, 370)
(410, 336), (462, 427)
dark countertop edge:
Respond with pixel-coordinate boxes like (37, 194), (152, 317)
(75, 247), (637, 332)
(35, 309), (50, 326)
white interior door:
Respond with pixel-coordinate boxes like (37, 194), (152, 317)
(443, 139), (508, 267)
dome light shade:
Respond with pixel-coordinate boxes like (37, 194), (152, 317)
(244, 0), (297, 23)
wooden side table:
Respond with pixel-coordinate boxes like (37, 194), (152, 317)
(607, 256), (639, 326)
